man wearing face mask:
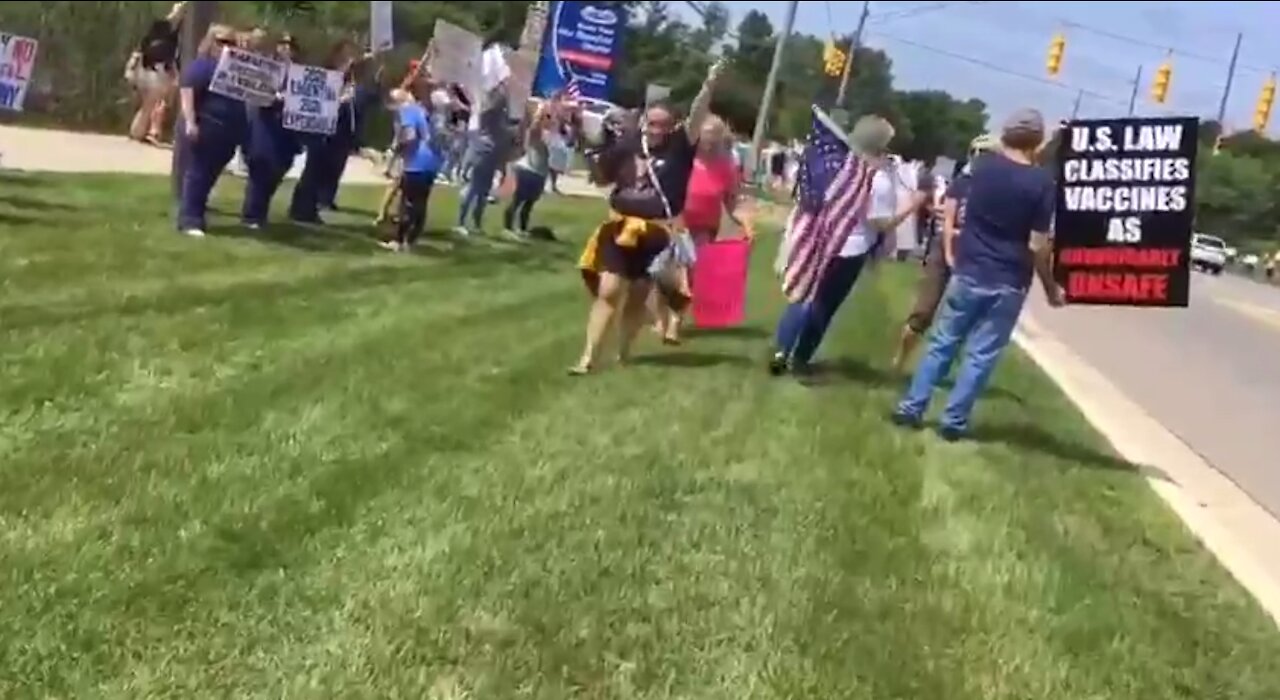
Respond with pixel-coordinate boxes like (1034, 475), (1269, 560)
(892, 133), (999, 370)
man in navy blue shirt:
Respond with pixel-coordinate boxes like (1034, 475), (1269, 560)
(893, 109), (1065, 440)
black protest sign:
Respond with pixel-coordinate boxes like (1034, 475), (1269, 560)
(1053, 116), (1199, 307)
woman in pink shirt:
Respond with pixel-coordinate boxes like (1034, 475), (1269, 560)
(654, 116), (748, 344)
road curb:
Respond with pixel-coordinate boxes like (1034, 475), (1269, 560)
(1015, 312), (1280, 630)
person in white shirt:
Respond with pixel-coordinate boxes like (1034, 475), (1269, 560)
(770, 117), (927, 378)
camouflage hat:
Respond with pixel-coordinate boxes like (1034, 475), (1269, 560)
(969, 133), (999, 153)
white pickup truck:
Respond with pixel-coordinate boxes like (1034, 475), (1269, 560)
(1190, 233), (1228, 275)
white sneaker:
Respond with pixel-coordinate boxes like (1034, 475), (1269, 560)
(452, 226), (471, 239)
(244, 222), (262, 231)
(378, 240), (401, 252)
(503, 229), (527, 242)
(182, 228), (206, 238)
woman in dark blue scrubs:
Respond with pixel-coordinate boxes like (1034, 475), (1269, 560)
(241, 33), (301, 229)
(176, 24), (248, 237)
(289, 40), (378, 224)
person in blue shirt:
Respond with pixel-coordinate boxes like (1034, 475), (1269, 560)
(241, 33), (301, 229)
(176, 24), (247, 237)
(380, 92), (440, 252)
(289, 39), (361, 225)
(893, 109), (1066, 440)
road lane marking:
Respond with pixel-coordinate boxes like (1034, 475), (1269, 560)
(1214, 298), (1280, 333)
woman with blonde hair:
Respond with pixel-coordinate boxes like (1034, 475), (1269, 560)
(769, 115), (927, 379)
(651, 114), (747, 344)
(175, 23), (247, 238)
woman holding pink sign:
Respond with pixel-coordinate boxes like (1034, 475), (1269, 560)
(653, 116), (749, 345)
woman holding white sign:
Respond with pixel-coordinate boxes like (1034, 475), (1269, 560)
(289, 40), (362, 225)
(176, 24), (248, 238)
(241, 33), (302, 229)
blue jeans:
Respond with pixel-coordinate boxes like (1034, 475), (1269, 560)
(458, 152), (500, 229)
(896, 274), (1028, 432)
(774, 253), (869, 367)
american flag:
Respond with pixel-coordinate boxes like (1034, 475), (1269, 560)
(781, 107), (876, 303)
(564, 77), (582, 101)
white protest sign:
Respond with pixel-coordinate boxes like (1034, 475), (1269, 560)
(210, 47), (286, 107)
(504, 49), (537, 119)
(0, 32), (39, 112)
(429, 19), (483, 95)
(370, 0), (394, 53)
(283, 63), (343, 135)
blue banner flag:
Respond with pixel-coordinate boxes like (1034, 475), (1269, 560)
(533, 1), (627, 102)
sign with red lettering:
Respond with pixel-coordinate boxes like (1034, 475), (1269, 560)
(1053, 116), (1198, 307)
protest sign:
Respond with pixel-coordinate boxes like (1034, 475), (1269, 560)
(534, 1), (628, 101)
(210, 47), (286, 107)
(1054, 116), (1199, 307)
(283, 63), (342, 135)
(429, 20), (483, 96)
(0, 32), (39, 112)
(370, 0), (394, 53)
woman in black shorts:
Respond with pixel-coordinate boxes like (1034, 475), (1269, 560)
(572, 61), (726, 375)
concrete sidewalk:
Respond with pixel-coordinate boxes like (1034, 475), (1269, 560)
(0, 124), (606, 198)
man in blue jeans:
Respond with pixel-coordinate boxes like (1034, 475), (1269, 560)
(892, 108), (1066, 441)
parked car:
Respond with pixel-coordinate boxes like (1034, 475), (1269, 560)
(1190, 232), (1228, 275)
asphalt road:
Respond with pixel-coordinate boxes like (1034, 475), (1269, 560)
(1025, 271), (1280, 518)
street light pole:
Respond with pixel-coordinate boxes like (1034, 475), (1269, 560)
(1127, 64), (1142, 116)
(748, 0), (798, 184)
(1217, 32), (1243, 125)
(835, 0), (871, 107)
(171, 1), (218, 201)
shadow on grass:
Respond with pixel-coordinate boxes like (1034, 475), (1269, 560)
(0, 211), (38, 226)
(683, 325), (770, 340)
(0, 193), (60, 211)
(969, 421), (1173, 482)
(630, 351), (753, 369)
(822, 357), (1020, 401)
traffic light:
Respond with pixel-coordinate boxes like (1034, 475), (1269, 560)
(1254, 74), (1276, 133)
(1151, 59), (1172, 104)
(1046, 33), (1066, 76)
(823, 40), (846, 77)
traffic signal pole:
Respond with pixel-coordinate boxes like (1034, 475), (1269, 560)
(835, 1), (871, 106)
(1217, 32), (1243, 125)
(748, 0), (798, 184)
(1127, 64), (1142, 116)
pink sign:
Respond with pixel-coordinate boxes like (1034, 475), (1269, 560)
(692, 238), (751, 328)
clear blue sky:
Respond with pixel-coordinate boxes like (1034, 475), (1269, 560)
(668, 0), (1280, 132)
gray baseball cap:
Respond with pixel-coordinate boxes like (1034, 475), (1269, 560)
(1002, 108), (1046, 137)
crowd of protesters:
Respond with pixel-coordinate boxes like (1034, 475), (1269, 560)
(125, 3), (1069, 440)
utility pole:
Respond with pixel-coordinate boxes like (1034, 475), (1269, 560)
(171, 1), (218, 201)
(1071, 89), (1083, 119)
(835, 0), (871, 106)
(1127, 64), (1142, 116)
(748, 0), (798, 184)
(1217, 32), (1243, 124)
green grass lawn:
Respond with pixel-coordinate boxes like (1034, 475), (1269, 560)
(3, 171), (1280, 698)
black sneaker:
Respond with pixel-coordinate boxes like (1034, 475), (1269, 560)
(937, 426), (966, 443)
(890, 412), (923, 430)
(767, 352), (788, 377)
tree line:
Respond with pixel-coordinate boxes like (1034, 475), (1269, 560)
(3, 0), (1270, 247)
(0, 0), (987, 163)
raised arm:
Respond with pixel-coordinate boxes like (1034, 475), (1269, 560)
(165, 1), (188, 27)
(685, 58), (726, 139)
